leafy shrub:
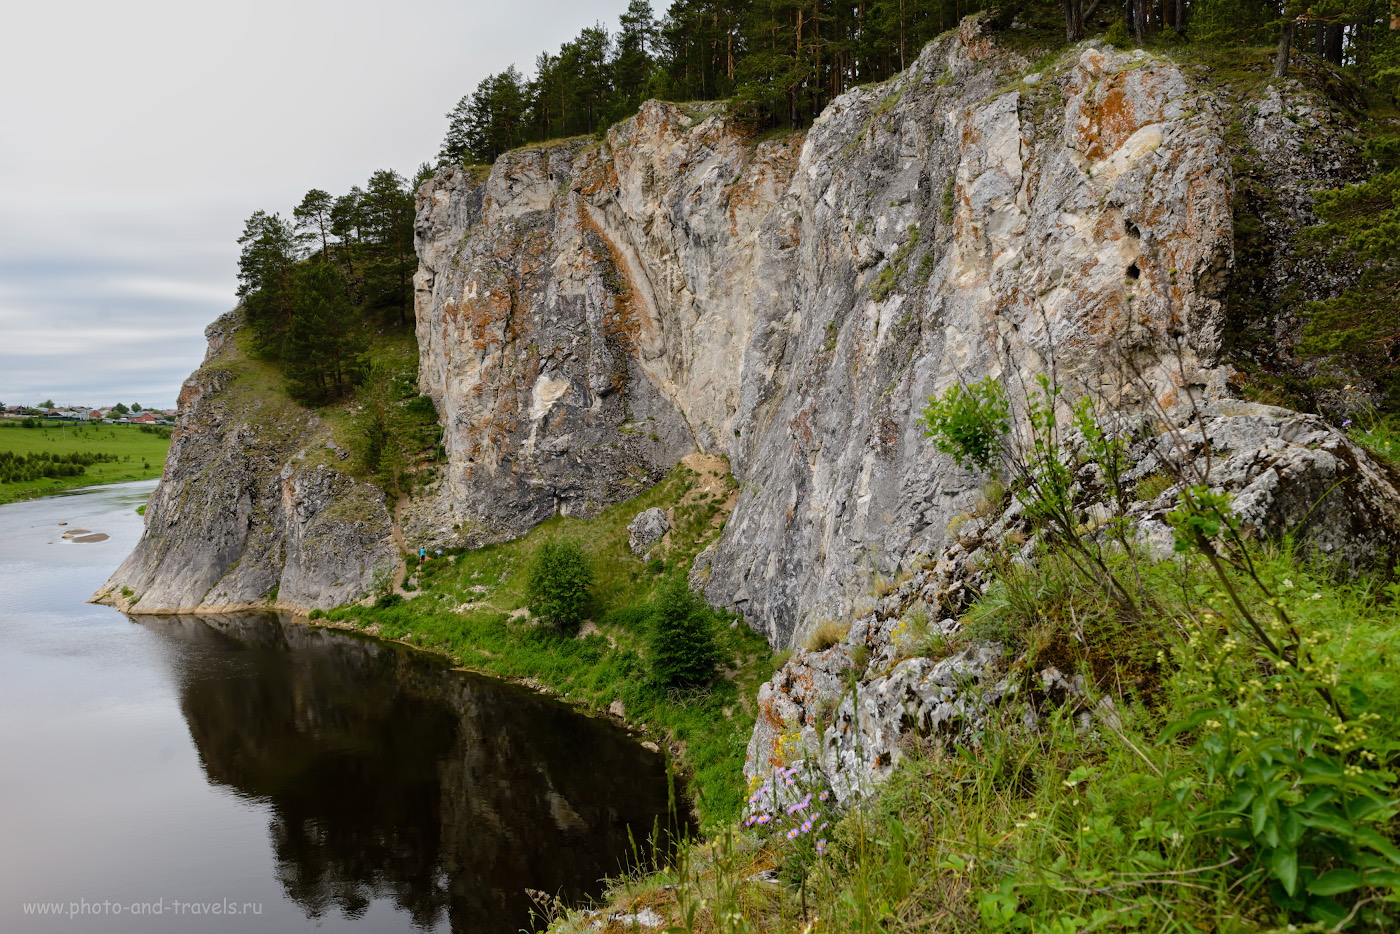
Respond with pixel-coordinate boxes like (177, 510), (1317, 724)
(648, 576), (718, 687)
(526, 538), (594, 632)
(919, 376), (1011, 473)
(374, 592), (403, 609)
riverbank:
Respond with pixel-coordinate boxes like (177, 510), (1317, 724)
(180, 456), (780, 829)
(0, 422), (170, 505)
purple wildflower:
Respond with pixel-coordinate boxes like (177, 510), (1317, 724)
(816, 839), (828, 856)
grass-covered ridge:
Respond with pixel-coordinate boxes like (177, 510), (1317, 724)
(0, 422), (170, 504)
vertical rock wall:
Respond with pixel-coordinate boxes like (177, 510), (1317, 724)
(415, 23), (1235, 647)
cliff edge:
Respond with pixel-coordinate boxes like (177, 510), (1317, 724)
(93, 312), (400, 614)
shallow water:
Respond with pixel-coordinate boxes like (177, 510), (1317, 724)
(0, 481), (676, 933)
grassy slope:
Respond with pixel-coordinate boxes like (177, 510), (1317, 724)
(0, 422), (170, 504)
(322, 457), (777, 829)
(540, 542), (1400, 934)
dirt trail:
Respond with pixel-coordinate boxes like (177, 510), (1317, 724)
(389, 493), (411, 595)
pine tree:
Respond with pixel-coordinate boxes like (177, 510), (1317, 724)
(647, 576), (718, 687)
(439, 95), (475, 165)
(615, 0), (660, 108)
(283, 262), (367, 405)
(236, 210), (300, 358)
(360, 170), (415, 327)
(293, 189), (335, 259)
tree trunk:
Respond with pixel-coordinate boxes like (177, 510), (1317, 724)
(1325, 22), (1344, 64)
(1275, 4), (1293, 80)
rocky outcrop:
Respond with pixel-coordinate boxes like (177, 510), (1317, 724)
(1131, 408), (1400, 569)
(742, 400), (1400, 804)
(93, 311), (400, 614)
(106, 19), (1400, 644)
(416, 23), (1241, 649)
(627, 508), (670, 557)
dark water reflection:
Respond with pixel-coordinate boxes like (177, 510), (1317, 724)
(142, 613), (677, 934)
(0, 482), (679, 934)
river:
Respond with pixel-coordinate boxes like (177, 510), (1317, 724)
(0, 480), (678, 933)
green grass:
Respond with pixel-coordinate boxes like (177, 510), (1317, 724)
(324, 457), (770, 828)
(539, 541), (1400, 933)
(0, 422), (170, 504)
(1351, 419), (1400, 469)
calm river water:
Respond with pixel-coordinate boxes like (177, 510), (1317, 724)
(0, 480), (677, 933)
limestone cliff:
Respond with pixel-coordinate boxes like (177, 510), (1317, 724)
(413, 22), (1237, 647)
(93, 312), (400, 614)
(102, 19), (1398, 635)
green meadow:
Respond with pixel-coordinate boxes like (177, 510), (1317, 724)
(0, 421), (171, 505)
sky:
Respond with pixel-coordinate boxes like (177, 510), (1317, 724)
(0, 0), (628, 410)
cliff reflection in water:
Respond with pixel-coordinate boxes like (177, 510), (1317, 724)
(138, 613), (677, 934)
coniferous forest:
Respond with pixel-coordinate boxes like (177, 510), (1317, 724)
(235, 169), (420, 406)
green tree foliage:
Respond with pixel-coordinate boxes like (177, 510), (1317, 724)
(282, 262), (368, 405)
(647, 575), (718, 687)
(293, 188), (335, 259)
(919, 377), (1011, 473)
(360, 169), (415, 327)
(237, 209), (300, 358)
(0, 450), (117, 484)
(346, 360), (441, 495)
(526, 539), (595, 631)
(236, 171), (412, 405)
(436, 1), (1028, 159)
(1304, 136), (1400, 403)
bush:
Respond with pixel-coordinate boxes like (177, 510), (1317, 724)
(648, 576), (718, 687)
(526, 538), (594, 631)
(919, 377), (1010, 473)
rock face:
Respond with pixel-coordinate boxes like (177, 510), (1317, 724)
(1130, 408), (1400, 569)
(742, 401), (1400, 804)
(103, 20), (1400, 634)
(93, 312), (400, 614)
(415, 23), (1235, 648)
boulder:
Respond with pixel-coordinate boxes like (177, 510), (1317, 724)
(627, 508), (670, 557)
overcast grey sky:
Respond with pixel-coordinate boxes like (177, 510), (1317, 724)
(0, 0), (627, 409)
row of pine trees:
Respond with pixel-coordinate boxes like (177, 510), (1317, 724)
(438, 0), (1400, 165)
(231, 1), (1399, 410)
